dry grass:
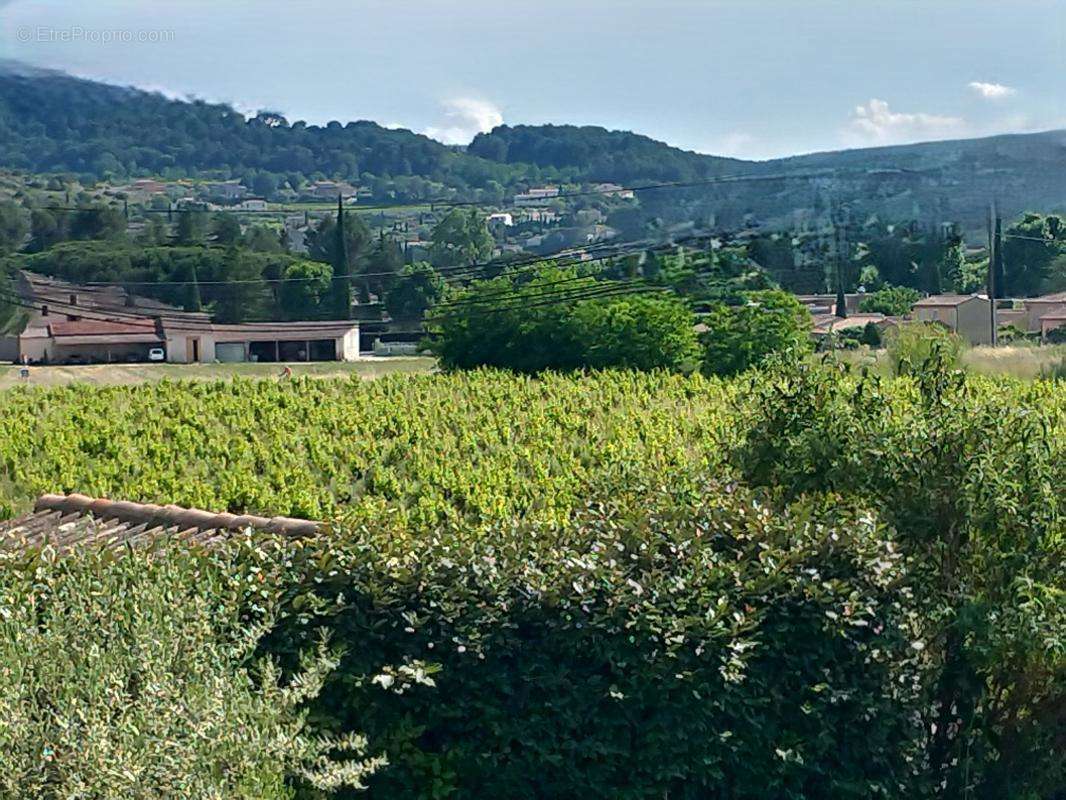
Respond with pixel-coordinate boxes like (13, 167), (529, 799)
(829, 344), (1066, 379)
(0, 356), (435, 390)
(961, 345), (1066, 379)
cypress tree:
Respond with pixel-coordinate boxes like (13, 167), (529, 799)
(185, 263), (203, 312)
(835, 259), (847, 318)
(333, 195), (351, 319)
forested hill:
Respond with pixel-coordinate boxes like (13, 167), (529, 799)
(2, 64), (1066, 229)
(0, 66), (747, 194)
(0, 67), (485, 190)
(468, 124), (748, 182)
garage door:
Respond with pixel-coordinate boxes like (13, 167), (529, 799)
(215, 342), (247, 363)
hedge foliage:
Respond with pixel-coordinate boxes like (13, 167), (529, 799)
(274, 485), (919, 800)
(0, 542), (383, 799)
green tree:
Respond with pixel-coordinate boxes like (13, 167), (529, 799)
(859, 284), (921, 316)
(939, 236), (967, 291)
(174, 211), (208, 246)
(243, 225), (282, 253)
(429, 208), (494, 268)
(182, 261), (203, 312)
(0, 543), (382, 799)
(433, 268), (699, 373)
(0, 202), (29, 255)
(700, 289), (813, 376)
(212, 213), (243, 246)
(214, 249), (272, 323)
(306, 205), (371, 271)
(331, 199), (352, 319)
(68, 205), (125, 242)
(361, 231), (404, 302)
(278, 260), (333, 319)
(571, 292), (700, 370)
(386, 262), (445, 323)
(1002, 213), (1065, 296)
(136, 217), (171, 247)
(26, 208), (67, 253)
(251, 171), (278, 198)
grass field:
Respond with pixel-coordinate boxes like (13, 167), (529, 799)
(836, 344), (1066, 378)
(0, 357), (435, 389)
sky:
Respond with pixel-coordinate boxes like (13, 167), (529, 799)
(1, 0), (1064, 161)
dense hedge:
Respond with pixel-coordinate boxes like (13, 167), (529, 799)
(275, 485), (918, 799)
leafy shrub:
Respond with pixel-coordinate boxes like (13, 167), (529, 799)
(858, 285), (921, 316)
(860, 320), (883, 347)
(432, 268), (699, 373)
(274, 485), (918, 800)
(700, 289), (813, 376)
(731, 357), (1066, 798)
(1045, 325), (1066, 345)
(0, 542), (383, 799)
(885, 321), (964, 376)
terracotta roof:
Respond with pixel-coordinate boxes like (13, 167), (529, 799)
(913, 294), (985, 308)
(49, 319), (159, 337)
(1026, 292), (1066, 304)
(810, 313), (895, 334)
(0, 494), (321, 552)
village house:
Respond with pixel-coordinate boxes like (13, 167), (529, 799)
(237, 197), (269, 211)
(203, 180), (248, 201)
(0, 272), (360, 366)
(590, 182), (636, 200)
(809, 312), (898, 337)
(912, 294), (993, 345)
(1020, 291), (1066, 333)
(305, 180), (358, 200)
(513, 186), (560, 207)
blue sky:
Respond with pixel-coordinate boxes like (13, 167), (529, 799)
(2, 0), (1064, 160)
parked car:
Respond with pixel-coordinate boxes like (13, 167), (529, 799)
(148, 347), (166, 362)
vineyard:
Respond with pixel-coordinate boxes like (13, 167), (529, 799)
(0, 369), (1063, 524)
(0, 371), (737, 524)
(0, 366), (1063, 799)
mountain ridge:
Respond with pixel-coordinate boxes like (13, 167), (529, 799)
(2, 65), (1065, 230)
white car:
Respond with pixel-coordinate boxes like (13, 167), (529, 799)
(147, 347), (166, 362)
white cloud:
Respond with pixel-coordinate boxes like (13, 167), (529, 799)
(968, 81), (1016, 100)
(709, 131), (755, 158)
(844, 98), (967, 146)
(423, 97), (503, 145)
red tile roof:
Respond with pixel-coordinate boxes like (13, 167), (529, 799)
(0, 493), (321, 552)
(49, 319), (158, 337)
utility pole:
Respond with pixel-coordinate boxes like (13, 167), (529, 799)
(987, 202), (997, 346)
(832, 203), (848, 318)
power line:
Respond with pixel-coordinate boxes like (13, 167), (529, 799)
(28, 165), (929, 218)
(0, 231), (712, 327)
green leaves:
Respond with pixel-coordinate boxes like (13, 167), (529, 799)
(0, 542), (383, 799)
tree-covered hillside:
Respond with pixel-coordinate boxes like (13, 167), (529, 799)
(469, 123), (747, 182)
(0, 66), (531, 200)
